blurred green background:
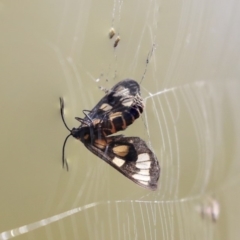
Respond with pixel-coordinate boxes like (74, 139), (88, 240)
(0, 0), (240, 239)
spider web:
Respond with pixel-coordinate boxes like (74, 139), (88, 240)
(0, 0), (240, 239)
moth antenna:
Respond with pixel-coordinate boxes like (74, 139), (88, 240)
(62, 133), (72, 171)
(60, 97), (71, 131)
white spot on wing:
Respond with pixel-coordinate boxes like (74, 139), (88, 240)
(100, 103), (112, 111)
(121, 99), (133, 107)
(137, 169), (150, 175)
(136, 161), (151, 169)
(113, 88), (129, 97)
(112, 157), (125, 167)
(137, 153), (150, 162)
(132, 174), (150, 181)
(138, 180), (149, 185)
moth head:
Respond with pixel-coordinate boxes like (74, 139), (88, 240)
(71, 127), (91, 141)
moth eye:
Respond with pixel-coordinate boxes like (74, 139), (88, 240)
(107, 93), (116, 105)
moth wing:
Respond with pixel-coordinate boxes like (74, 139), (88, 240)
(84, 135), (160, 190)
(79, 79), (142, 125)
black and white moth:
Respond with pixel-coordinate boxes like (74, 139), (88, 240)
(60, 79), (160, 190)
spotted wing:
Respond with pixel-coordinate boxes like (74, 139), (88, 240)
(84, 135), (160, 190)
(76, 79), (144, 135)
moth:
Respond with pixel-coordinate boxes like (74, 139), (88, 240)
(60, 79), (160, 190)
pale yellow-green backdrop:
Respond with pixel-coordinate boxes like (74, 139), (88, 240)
(0, 0), (239, 239)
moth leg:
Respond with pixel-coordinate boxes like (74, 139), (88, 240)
(82, 109), (93, 123)
(82, 109), (92, 113)
(82, 110), (98, 145)
(75, 117), (88, 125)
